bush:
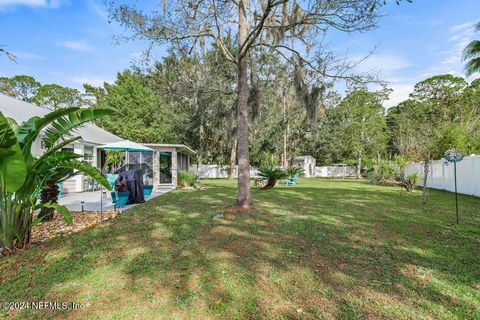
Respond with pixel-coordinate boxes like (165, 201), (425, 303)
(369, 160), (396, 185)
(178, 171), (198, 188)
(285, 166), (304, 178)
(257, 167), (287, 189)
(402, 171), (420, 192)
(369, 157), (419, 193)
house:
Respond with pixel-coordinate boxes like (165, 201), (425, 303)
(0, 94), (194, 193)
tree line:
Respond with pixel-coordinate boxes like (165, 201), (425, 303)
(2, 65), (479, 180)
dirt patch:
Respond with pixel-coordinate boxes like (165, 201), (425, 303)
(31, 210), (118, 244)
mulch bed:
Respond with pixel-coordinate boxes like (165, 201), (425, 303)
(30, 210), (118, 244)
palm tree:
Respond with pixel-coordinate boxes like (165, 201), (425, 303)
(463, 22), (480, 76)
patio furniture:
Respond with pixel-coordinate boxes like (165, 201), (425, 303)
(87, 178), (100, 191)
(144, 185), (153, 197)
(284, 173), (300, 186)
(98, 140), (154, 211)
(57, 181), (63, 198)
(116, 169), (145, 204)
(111, 191), (130, 207)
(106, 173), (119, 189)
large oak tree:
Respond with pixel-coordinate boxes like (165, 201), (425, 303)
(108, 0), (397, 208)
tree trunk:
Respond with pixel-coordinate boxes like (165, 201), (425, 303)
(282, 91), (288, 167)
(356, 157), (362, 179)
(236, 0), (252, 208)
(228, 138), (237, 179)
(38, 182), (59, 221)
(422, 160), (429, 204)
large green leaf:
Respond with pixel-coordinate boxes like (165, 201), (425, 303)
(32, 135), (81, 169)
(0, 112), (17, 152)
(42, 202), (72, 225)
(0, 112), (27, 191)
(56, 159), (112, 190)
(43, 108), (114, 149)
(34, 151), (89, 183)
(15, 107), (79, 156)
(0, 141), (27, 192)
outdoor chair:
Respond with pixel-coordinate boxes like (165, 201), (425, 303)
(284, 173), (300, 186)
(106, 173), (119, 189)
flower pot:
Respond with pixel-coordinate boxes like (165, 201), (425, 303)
(111, 191), (130, 207)
(144, 185), (153, 197)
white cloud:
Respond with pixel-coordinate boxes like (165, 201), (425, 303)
(440, 21), (475, 77)
(354, 53), (411, 75)
(449, 21), (473, 33)
(383, 20), (477, 108)
(58, 40), (94, 52)
(0, 0), (63, 10)
(385, 83), (414, 108)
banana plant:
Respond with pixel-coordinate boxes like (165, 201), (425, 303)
(0, 107), (114, 251)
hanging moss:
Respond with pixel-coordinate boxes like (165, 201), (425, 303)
(293, 64), (324, 123)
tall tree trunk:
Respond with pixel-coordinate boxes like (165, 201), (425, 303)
(356, 156), (362, 179)
(422, 160), (429, 204)
(228, 138), (237, 179)
(282, 91), (288, 167)
(236, 0), (252, 208)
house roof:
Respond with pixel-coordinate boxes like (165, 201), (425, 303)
(145, 143), (196, 155)
(0, 94), (122, 145)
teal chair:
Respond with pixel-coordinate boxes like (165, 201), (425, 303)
(106, 173), (119, 189)
(111, 191), (129, 208)
(284, 173), (300, 186)
(144, 185), (153, 197)
(57, 182), (63, 198)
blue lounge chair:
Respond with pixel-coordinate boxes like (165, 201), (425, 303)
(106, 173), (119, 189)
(284, 173), (300, 186)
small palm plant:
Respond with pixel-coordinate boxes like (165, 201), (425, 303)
(285, 166), (304, 179)
(257, 167), (287, 189)
(0, 107), (113, 251)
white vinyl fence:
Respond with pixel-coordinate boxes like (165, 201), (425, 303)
(191, 164), (356, 179)
(406, 155), (480, 197)
(315, 166), (356, 178)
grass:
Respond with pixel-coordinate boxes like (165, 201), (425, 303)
(1, 178), (479, 319)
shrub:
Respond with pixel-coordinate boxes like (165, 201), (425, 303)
(402, 171), (420, 192)
(369, 160), (396, 185)
(285, 166), (304, 178)
(257, 167), (287, 189)
(178, 171), (198, 188)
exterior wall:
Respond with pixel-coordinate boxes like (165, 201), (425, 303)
(73, 143), (85, 192)
(406, 155), (480, 197)
(31, 136), (43, 156)
(172, 149), (178, 186)
(62, 142), (100, 194)
(149, 146), (180, 187)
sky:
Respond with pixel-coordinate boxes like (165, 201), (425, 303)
(0, 0), (479, 108)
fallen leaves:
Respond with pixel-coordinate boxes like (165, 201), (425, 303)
(31, 210), (117, 244)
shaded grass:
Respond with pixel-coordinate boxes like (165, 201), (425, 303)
(1, 178), (479, 319)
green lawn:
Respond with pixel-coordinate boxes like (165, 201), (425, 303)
(1, 179), (479, 319)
